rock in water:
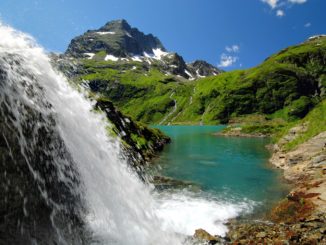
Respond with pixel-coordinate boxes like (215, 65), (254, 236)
(194, 228), (220, 244)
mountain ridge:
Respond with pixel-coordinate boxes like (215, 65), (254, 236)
(59, 34), (326, 126)
(65, 19), (222, 79)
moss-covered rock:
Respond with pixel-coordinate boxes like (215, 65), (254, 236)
(95, 98), (170, 167)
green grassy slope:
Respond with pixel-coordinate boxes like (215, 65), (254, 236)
(72, 36), (325, 126)
(276, 98), (326, 151)
(76, 58), (195, 124)
(181, 37), (326, 124)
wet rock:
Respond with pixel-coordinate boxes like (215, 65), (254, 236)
(150, 175), (200, 191)
(193, 229), (220, 244)
(95, 99), (170, 168)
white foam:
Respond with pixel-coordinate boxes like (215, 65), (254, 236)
(154, 191), (255, 237)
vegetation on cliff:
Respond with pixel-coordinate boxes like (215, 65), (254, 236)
(68, 36), (325, 127)
(95, 97), (170, 166)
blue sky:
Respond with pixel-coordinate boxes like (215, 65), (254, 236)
(0, 0), (325, 70)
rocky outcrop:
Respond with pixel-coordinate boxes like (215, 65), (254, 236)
(193, 229), (221, 244)
(150, 175), (200, 191)
(95, 98), (170, 167)
(270, 129), (326, 215)
(225, 216), (326, 244)
(64, 19), (220, 80)
(216, 126), (269, 138)
(66, 19), (165, 58)
(187, 60), (222, 77)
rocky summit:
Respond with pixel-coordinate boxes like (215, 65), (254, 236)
(66, 19), (165, 58)
(64, 19), (221, 79)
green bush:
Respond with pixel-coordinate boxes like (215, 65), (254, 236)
(288, 96), (312, 119)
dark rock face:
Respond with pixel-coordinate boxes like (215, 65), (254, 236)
(188, 60), (222, 77)
(95, 99), (170, 167)
(66, 19), (165, 58)
(0, 57), (88, 244)
(64, 19), (221, 80)
(161, 53), (188, 77)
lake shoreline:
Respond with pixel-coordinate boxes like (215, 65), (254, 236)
(199, 127), (326, 244)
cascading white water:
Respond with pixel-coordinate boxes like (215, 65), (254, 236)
(0, 23), (254, 245)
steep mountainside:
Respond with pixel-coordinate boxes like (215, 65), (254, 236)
(66, 19), (165, 58)
(65, 19), (221, 80)
(63, 32), (325, 126)
(180, 35), (325, 124)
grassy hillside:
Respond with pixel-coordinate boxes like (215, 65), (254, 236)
(71, 36), (325, 126)
(181, 36), (325, 124)
(76, 57), (195, 123)
(277, 98), (326, 151)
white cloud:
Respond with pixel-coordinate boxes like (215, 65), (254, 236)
(276, 9), (285, 17)
(218, 54), (238, 68)
(288, 0), (307, 4)
(261, 0), (308, 16)
(304, 22), (311, 28)
(262, 0), (307, 8)
(225, 45), (240, 53)
(261, 0), (279, 9)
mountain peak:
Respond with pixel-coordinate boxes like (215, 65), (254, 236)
(100, 19), (131, 32)
(188, 60), (222, 77)
(66, 19), (165, 57)
(65, 20), (221, 80)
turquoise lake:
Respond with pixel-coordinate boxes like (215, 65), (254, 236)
(152, 125), (289, 212)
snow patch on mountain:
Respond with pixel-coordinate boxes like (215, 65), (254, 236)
(104, 54), (119, 61)
(96, 31), (116, 35)
(152, 48), (169, 60)
(84, 53), (95, 59)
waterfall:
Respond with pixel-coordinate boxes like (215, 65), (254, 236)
(0, 23), (255, 245)
(0, 23), (182, 244)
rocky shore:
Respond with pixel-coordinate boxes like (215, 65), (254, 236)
(197, 125), (326, 244)
(215, 126), (269, 138)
